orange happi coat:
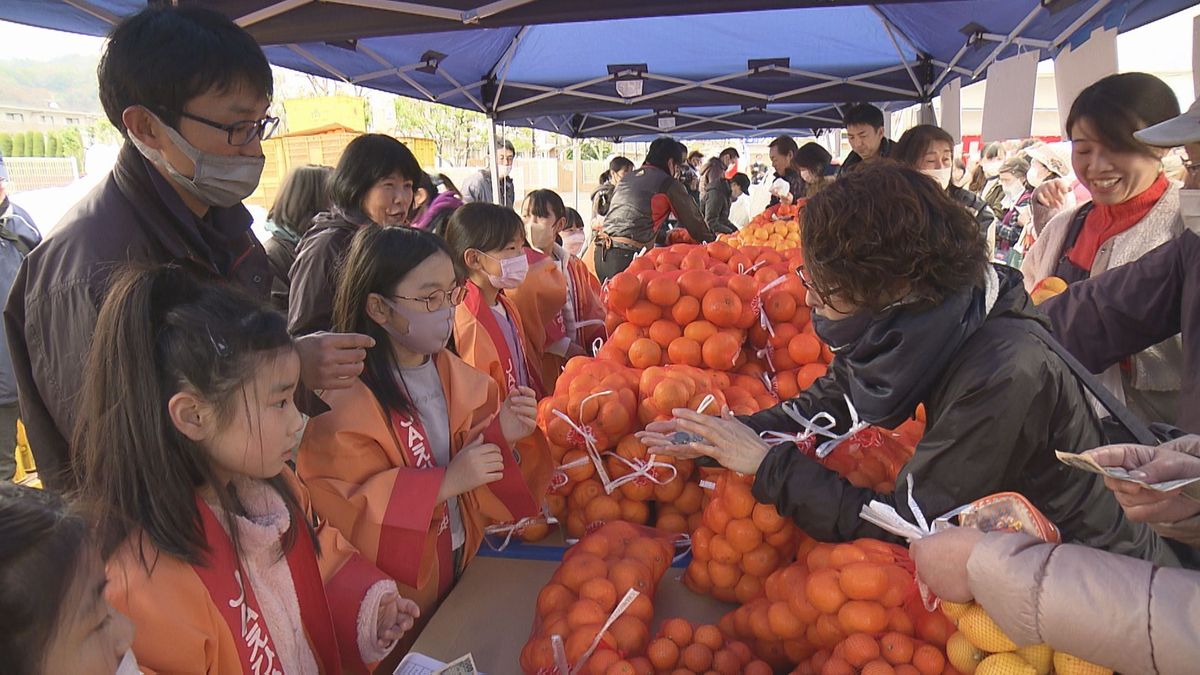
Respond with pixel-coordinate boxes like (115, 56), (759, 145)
(509, 246), (607, 390)
(506, 248), (569, 390)
(453, 282), (554, 514)
(297, 350), (537, 622)
(106, 472), (390, 675)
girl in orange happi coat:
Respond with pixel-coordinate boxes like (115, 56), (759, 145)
(297, 226), (541, 646)
(445, 202), (555, 505)
(517, 189), (607, 387)
(74, 266), (418, 675)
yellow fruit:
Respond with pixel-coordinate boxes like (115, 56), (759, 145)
(1015, 644), (1052, 675)
(959, 605), (1018, 653)
(977, 652), (1036, 675)
(946, 631), (985, 674)
(1053, 652), (1113, 675)
(941, 600), (974, 622)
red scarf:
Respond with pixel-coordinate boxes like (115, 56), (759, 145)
(382, 410), (457, 598)
(191, 495), (339, 675)
(1067, 174), (1168, 271)
(463, 281), (545, 397)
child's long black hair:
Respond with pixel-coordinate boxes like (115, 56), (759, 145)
(0, 483), (90, 674)
(73, 265), (307, 566)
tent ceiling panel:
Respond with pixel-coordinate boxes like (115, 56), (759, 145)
(1, 0), (1195, 138)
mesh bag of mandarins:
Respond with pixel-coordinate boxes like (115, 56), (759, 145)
(519, 521), (682, 675)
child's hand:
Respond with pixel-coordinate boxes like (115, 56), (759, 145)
(499, 386), (538, 443)
(376, 592), (420, 647)
(441, 442), (505, 501)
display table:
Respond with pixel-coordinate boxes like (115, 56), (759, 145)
(408, 555), (736, 672)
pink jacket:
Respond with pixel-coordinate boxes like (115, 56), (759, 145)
(967, 532), (1200, 675)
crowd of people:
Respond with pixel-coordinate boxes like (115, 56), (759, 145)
(1, 5), (1200, 675)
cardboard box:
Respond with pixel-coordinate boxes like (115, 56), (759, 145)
(409, 555), (736, 672)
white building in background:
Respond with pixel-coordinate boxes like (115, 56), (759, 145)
(0, 102), (101, 133)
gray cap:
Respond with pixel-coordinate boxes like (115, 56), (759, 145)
(1134, 99), (1200, 147)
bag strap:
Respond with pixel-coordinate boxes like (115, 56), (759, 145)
(1024, 320), (1159, 446)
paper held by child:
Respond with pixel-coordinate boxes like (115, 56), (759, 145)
(1055, 450), (1200, 495)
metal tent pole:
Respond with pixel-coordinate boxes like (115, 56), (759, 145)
(488, 118), (501, 206)
(573, 137), (581, 213)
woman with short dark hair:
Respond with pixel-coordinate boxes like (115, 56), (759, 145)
(288, 134), (422, 335)
(1023, 72), (1185, 425)
(894, 124), (996, 239)
(640, 161), (1187, 567)
(265, 164), (331, 312)
(793, 142), (833, 198)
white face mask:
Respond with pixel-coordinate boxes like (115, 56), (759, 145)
(482, 251), (528, 289)
(922, 168), (952, 190)
(561, 230), (586, 257)
(128, 110), (265, 208)
(1027, 163), (1049, 188)
(1001, 180), (1025, 201)
(496, 162), (512, 179)
(982, 159), (1002, 176)
(115, 649), (142, 675)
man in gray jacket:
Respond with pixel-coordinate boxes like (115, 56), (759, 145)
(461, 139), (516, 208)
(0, 152), (41, 480)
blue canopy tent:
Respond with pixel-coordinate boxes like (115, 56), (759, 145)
(1, 0), (1195, 140)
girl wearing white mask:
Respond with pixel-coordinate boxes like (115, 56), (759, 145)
(298, 225), (541, 662)
(894, 124), (997, 249)
(0, 483), (137, 675)
(447, 202), (556, 515)
(516, 190), (605, 386)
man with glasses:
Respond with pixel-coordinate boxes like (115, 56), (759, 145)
(461, 140), (517, 208)
(4, 6), (371, 490)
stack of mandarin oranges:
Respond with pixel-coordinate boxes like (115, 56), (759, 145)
(721, 202), (805, 252)
(597, 242), (832, 398)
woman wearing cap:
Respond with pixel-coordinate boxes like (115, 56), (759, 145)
(992, 156), (1035, 267)
(1023, 142), (1078, 239)
(1023, 72), (1192, 426)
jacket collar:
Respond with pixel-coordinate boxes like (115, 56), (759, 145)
(110, 141), (254, 275)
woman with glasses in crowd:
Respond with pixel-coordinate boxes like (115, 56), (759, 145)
(639, 162), (1189, 568)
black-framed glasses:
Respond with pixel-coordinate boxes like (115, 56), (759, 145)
(392, 285), (468, 312)
(795, 264), (849, 313)
(177, 110), (280, 147)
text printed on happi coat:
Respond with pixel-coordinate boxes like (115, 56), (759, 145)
(229, 570), (283, 675)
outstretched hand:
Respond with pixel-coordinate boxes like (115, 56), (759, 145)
(1085, 438), (1200, 523)
(637, 407), (770, 476)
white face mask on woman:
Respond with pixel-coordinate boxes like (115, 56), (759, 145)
(922, 168), (952, 190)
(1027, 162), (1050, 188)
